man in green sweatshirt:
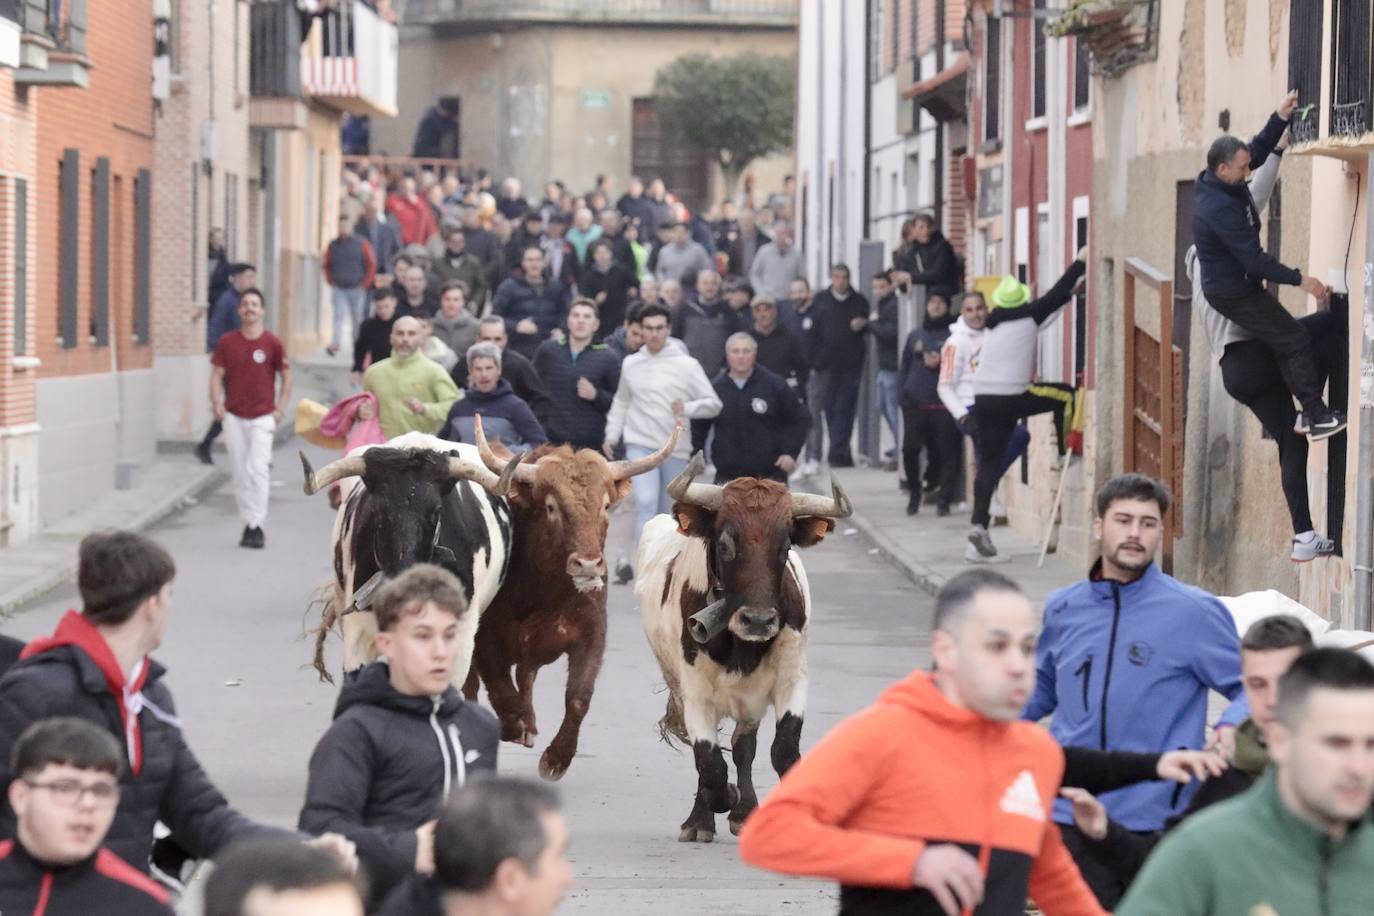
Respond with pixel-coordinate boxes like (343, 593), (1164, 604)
(363, 315), (461, 439)
(1116, 647), (1374, 916)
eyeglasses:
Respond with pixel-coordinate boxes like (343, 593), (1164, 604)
(24, 779), (120, 808)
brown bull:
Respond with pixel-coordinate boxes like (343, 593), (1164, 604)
(465, 416), (681, 780)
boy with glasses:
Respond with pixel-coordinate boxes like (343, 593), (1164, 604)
(0, 717), (172, 914)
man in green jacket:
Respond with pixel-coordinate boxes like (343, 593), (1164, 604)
(1117, 647), (1374, 916)
(363, 316), (460, 439)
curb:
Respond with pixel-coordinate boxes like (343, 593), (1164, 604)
(0, 466), (227, 618)
(803, 474), (947, 598)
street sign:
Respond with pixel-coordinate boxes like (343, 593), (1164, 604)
(580, 89), (611, 110)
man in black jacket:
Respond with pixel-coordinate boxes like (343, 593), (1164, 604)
(299, 565), (499, 907)
(749, 295), (809, 396)
(895, 214), (960, 302)
(0, 532), (287, 874)
(533, 299), (622, 451)
(1193, 89), (1343, 440)
(452, 317), (555, 430)
(807, 264), (870, 467)
(0, 718), (173, 915)
(693, 333), (809, 483)
(870, 271), (902, 466)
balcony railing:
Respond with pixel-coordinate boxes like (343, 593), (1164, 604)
(12, 0), (88, 85)
(1287, 0), (1373, 153)
(301, 0), (399, 118)
(400, 0), (799, 29)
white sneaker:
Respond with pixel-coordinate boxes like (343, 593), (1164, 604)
(990, 493), (1009, 526)
(801, 460), (820, 477)
(1291, 533), (1337, 563)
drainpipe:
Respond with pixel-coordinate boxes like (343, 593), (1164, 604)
(1354, 151), (1374, 629)
(933, 0), (945, 229)
(861, 0), (872, 238)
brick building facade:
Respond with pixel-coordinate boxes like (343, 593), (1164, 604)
(0, 62), (39, 545)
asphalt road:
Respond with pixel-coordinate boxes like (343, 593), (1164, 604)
(7, 439), (934, 915)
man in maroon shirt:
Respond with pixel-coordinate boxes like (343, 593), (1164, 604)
(209, 290), (292, 549)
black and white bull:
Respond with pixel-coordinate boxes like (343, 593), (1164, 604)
(635, 452), (851, 842)
(300, 432), (519, 687)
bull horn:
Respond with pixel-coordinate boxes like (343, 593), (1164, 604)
(301, 452), (367, 496)
(789, 477), (854, 519)
(606, 422), (683, 481)
(473, 415), (537, 483)
(664, 450), (724, 510)
(447, 451), (523, 496)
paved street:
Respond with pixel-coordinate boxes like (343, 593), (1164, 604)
(5, 438), (933, 915)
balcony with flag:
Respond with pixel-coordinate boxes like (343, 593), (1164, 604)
(300, 0), (398, 118)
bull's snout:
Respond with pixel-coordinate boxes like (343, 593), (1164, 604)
(737, 606), (778, 635)
(567, 553), (607, 578)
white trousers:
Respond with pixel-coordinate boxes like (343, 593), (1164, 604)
(223, 413), (275, 528)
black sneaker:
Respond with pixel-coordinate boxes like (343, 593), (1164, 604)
(241, 527), (265, 549)
(238, 526), (253, 547)
(614, 557), (634, 585)
(1307, 411), (1347, 441)
(936, 504), (951, 517)
(194, 440), (214, 465)
(905, 496), (920, 516)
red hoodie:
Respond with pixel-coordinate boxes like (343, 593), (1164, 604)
(738, 671), (1105, 915)
(21, 612), (150, 775)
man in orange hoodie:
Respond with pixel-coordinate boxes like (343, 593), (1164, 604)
(738, 569), (1105, 915)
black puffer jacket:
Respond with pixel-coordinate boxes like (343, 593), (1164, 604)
(297, 661), (498, 902)
(0, 612), (275, 872)
(532, 339), (622, 450)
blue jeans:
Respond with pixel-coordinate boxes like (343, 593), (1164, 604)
(876, 369), (900, 456)
(628, 444), (689, 549)
(331, 286), (368, 350)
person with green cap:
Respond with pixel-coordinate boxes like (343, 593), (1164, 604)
(967, 249), (1086, 558)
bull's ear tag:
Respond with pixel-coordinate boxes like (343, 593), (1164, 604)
(353, 571), (386, 610)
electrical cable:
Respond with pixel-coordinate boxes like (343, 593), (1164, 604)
(1344, 171), (1361, 290)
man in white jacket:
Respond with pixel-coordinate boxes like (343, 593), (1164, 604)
(1190, 133), (1340, 564)
(604, 303), (722, 583)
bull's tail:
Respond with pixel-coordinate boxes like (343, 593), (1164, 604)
(655, 684), (689, 748)
(305, 582), (341, 685)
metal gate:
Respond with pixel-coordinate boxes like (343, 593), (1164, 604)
(1122, 257), (1183, 570)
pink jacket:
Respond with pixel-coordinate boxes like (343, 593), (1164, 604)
(322, 392), (387, 452)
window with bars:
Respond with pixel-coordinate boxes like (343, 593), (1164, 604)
(869, 0), (883, 82)
(984, 18), (1001, 143)
(1032, 0), (1047, 119)
(1287, 0), (1324, 143)
(1074, 38), (1091, 111)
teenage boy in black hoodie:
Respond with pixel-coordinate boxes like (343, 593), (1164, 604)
(298, 564), (499, 907)
(351, 287), (401, 385)
(0, 718), (173, 915)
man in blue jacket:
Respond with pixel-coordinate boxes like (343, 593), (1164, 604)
(1023, 473), (1242, 908)
(692, 333), (809, 483)
(1192, 89), (1342, 441)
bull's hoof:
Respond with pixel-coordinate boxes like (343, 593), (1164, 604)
(709, 783), (740, 814)
(521, 730), (537, 749)
(538, 749), (570, 782)
(678, 824), (716, 843)
(729, 809), (755, 836)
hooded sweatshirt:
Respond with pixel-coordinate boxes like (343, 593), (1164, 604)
(0, 612), (272, 871)
(298, 661), (499, 902)
(738, 671), (1106, 916)
(440, 378), (547, 450)
(1023, 561), (1243, 832)
(605, 345), (721, 457)
(974, 260), (1085, 397)
(936, 316), (984, 420)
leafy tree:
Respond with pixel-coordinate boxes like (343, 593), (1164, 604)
(653, 52), (796, 197)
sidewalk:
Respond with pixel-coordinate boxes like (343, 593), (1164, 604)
(0, 457), (225, 617)
(809, 465), (1078, 608)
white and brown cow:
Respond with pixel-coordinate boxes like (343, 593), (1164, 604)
(636, 452), (851, 842)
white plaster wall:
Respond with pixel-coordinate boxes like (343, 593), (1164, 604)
(36, 375), (119, 526)
(0, 423), (40, 546)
